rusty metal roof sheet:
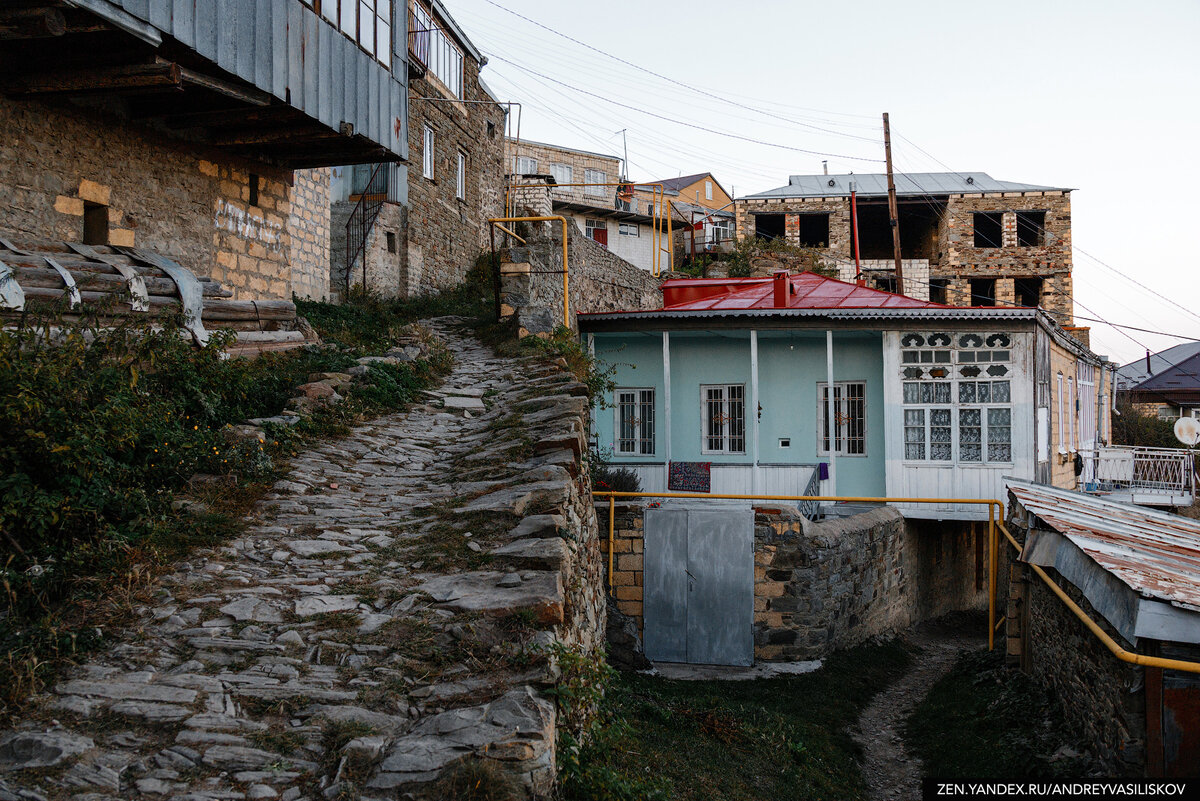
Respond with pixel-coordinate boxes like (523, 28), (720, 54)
(1008, 479), (1200, 613)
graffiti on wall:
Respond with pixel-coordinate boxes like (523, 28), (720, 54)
(214, 199), (285, 254)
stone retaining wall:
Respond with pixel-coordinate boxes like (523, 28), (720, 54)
(602, 502), (988, 662)
(500, 224), (662, 334)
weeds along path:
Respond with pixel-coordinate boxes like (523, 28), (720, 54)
(0, 317), (589, 799)
(851, 625), (976, 801)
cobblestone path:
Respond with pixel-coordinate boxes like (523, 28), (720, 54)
(0, 319), (599, 800)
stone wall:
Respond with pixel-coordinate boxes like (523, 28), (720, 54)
(405, 52), (506, 296)
(505, 140), (623, 208)
(0, 96), (326, 301)
(601, 503), (988, 662)
(288, 169), (331, 301)
(500, 224), (662, 334)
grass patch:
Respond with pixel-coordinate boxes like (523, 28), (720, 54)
(0, 285), (468, 715)
(561, 640), (911, 801)
(905, 648), (1090, 779)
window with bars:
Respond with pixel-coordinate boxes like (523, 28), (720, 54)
(614, 389), (655, 456)
(312, 0), (393, 66)
(701, 384), (745, 454)
(899, 332), (1013, 464)
(411, 2), (462, 96)
(818, 382), (867, 456)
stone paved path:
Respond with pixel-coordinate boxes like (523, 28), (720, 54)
(0, 318), (596, 801)
(851, 625), (975, 801)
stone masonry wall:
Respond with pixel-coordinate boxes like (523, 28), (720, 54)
(0, 96), (321, 301)
(406, 50), (506, 295)
(602, 503), (988, 662)
(500, 224), (662, 334)
(289, 168), (331, 301)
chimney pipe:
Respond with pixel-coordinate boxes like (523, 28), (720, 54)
(773, 270), (789, 308)
(822, 160), (828, 175)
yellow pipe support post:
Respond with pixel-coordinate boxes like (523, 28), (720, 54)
(492, 223), (526, 244)
(487, 216), (571, 330)
(993, 518), (1200, 675)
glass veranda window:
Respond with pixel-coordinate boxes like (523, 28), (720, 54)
(615, 389), (655, 455)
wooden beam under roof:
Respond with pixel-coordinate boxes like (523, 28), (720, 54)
(0, 7), (66, 39)
(3, 61), (180, 95)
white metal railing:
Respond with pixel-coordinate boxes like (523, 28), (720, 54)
(1081, 446), (1197, 501)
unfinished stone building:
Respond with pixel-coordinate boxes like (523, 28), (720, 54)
(737, 172), (1074, 324)
(0, 1), (412, 303)
(330, 0), (506, 300)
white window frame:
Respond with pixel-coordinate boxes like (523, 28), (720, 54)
(817, 381), (867, 457)
(899, 334), (1014, 465)
(455, 151), (466, 200)
(515, 155), (537, 175)
(1057, 373), (1066, 453)
(614, 388), (655, 456)
(584, 169), (606, 197)
(701, 384), (746, 455)
(316, 1), (393, 67)
(618, 222), (639, 237)
(411, 2), (462, 97)
(584, 218), (607, 244)
(1067, 376), (1076, 452)
(705, 180), (713, 201)
(422, 125), (435, 179)
(550, 162), (573, 186)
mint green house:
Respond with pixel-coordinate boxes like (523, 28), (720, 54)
(580, 272), (1108, 521)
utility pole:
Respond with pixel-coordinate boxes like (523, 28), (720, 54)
(850, 181), (862, 283)
(616, 128), (629, 179)
(882, 112), (905, 295)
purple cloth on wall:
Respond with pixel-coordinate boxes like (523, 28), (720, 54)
(668, 461), (712, 492)
(817, 462), (830, 481)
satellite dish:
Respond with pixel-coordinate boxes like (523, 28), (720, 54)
(1174, 416), (1200, 447)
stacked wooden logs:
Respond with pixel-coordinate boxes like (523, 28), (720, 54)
(0, 235), (317, 354)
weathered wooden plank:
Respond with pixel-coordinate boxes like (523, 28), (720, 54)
(171, 0), (194, 47)
(193, 0), (216, 59)
(253, 0), (272, 93)
(302, 9), (318, 114)
(270, 0), (287, 100)
(316, 21), (332, 127)
(147, 0), (172, 31)
(286, 0), (302, 110)
(235, 0), (255, 83)
(12, 265), (231, 298)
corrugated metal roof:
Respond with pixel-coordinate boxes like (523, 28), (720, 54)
(742, 172), (1070, 200)
(578, 305), (1041, 324)
(1008, 479), (1200, 613)
(661, 273), (944, 311)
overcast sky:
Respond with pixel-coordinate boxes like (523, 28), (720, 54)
(445, 0), (1200, 366)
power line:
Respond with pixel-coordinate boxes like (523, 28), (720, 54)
(489, 54), (885, 163)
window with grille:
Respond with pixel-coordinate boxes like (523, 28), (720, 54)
(818, 382), (867, 456)
(701, 384), (745, 454)
(313, 1), (393, 66)
(614, 389), (655, 455)
(584, 169), (606, 197)
(899, 332), (1013, 464)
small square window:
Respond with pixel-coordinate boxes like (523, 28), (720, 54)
(973, 212), (1003, 248)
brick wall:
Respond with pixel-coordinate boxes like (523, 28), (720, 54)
(0, 96), (327, 301)
(405, 54), (505, 295)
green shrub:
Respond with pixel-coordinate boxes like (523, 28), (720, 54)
(725, 237), (838, 279)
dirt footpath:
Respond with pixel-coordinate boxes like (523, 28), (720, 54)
(851, 623), (977, 801)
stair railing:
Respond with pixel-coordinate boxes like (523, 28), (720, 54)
(345, 162), (390, 295)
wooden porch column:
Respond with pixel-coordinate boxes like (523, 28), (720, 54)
(826, 329), (837, 495)
(751, 329), (760, 495)
(663, 331), (672, 491)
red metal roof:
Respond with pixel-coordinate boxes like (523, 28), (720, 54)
(659, 272), (948, 312)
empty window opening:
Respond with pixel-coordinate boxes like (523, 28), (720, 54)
(929, 278), (950, 304)
(83, 202), (108, 245)
(970, 278), (996, 306)
(385, 231), (396, 253)
(795, 213), (830, 248)
(1016, 211), (1046, 247)
(754, 213), (785, 242)
(856, 200), (942, 260)
(872, 274), (897, 294)
(486, 121), (496, 139)
(973, 212), (1003, 248)
(248, 173), (260, 207)
(1014, 277), (1043, 308)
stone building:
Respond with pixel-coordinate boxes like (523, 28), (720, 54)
(506, 139), (671, 275)
(330, 0), (506, 300)
(736, 172), (1074, 323)
(633, 172), (736, 260)
(0, 1), (410, 303)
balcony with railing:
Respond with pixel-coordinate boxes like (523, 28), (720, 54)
(1080, 445), (1198, 507)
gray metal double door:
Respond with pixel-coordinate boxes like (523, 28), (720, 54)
(643, 506), (754, 667)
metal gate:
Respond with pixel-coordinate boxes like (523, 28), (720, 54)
(643, 506), (754, 667)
